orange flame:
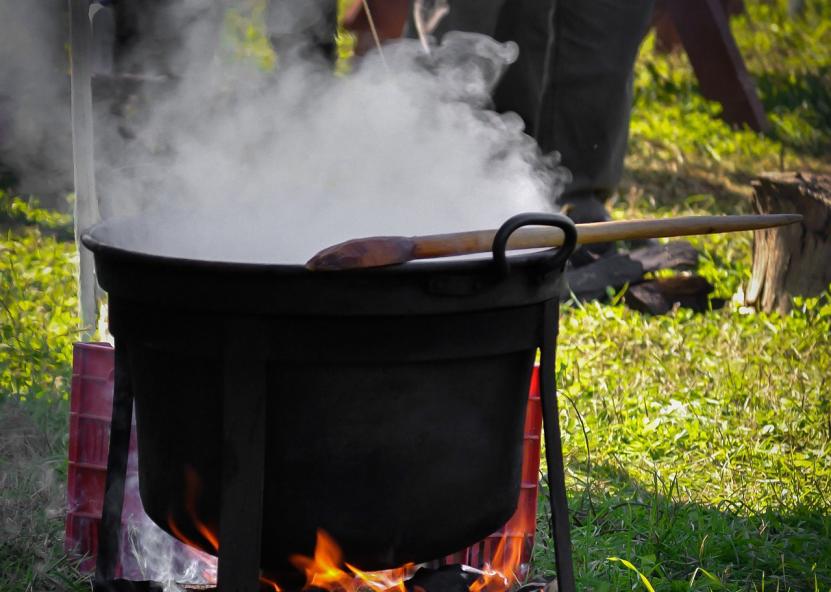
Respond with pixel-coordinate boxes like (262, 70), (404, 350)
(289, 529), (523, 592)
(167, 470), (523, 592)
(468, 535), (524, 592)
(167, 467), (283, 591)
(290, 530), (349, 590)
(289, 530), (414, 592)
(260, 574), (284, 592)
(347, 562), (411, 592)
(167, 514), (206, 552)
(165, 467), (221, 554)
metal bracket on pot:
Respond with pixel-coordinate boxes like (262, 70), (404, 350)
(491, 213), (578, 277)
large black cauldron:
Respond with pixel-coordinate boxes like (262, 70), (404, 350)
(82, 212), (577, 589)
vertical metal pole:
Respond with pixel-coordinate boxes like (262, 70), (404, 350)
(217, 321), (267, 591)
(539, 299), (576, 592)
(94, 342), (133, 591)
(68, 0), (100, 339)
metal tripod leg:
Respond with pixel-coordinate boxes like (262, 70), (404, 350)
(217, 321), (267, 592)
(94, 343), (133, 591)
(539, 299), (576, 592)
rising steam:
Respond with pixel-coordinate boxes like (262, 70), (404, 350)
(94, 12), (568, 584)
(2, 4), (568, 587)
(97, 16), (568, 264)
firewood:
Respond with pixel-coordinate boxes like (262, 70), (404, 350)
(625, 275), (719, 315)
(564, 241), (698, 301)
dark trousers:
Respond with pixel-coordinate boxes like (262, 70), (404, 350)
(419, 0), (655, 202)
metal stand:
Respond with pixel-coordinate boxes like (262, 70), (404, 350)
(538, 299), (576, 592)
(95, 306), (573, 592)
(94, 330), (268, 592)
(217, 322), (268, 591)
(94, 343), (136, 591)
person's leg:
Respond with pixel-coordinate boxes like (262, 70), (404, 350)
(426, 0), (507, 36)
(406, 0), (653, 238)
(490, 0), (555, 143)
(407, 0), (538, 128)
(436, 0), (653, 211)
(500, 0), (653, 264)
(535, 0), (655, 219)
(412, 0), (652, 211)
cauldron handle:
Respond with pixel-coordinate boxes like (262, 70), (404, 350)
(492, 213), (578, 276)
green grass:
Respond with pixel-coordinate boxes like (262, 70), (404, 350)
(533, 284), (831, 591)
(2, 1), (831, 590)
(0, 190), (86, 591)
(0, 191), (88, 592)
(528, 1), (831, 589)
(0, 401), (88, 592)
(622, 0), (831, 211)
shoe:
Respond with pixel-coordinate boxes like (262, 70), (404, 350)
(558, 194), (616, 267)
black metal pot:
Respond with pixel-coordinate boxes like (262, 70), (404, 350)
(82, 212), (577, 583)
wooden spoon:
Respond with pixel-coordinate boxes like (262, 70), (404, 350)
(306, 213), (802, 271)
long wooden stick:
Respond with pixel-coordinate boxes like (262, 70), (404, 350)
(306, 213), (802, 270)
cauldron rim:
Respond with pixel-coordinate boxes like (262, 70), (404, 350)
(81, 216), (558, 275)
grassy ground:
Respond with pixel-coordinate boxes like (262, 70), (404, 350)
(621, 0), (831, 212)
(1, 0), (830, 590)
(530, 1), (831, 590)
(534, 295), (831, 591)
(0, 199), (87, 591)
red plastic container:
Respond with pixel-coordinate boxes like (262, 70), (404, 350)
(66, 342), (542, 577)
(450, 366), (541, 575)
(66, 342), (146, 576)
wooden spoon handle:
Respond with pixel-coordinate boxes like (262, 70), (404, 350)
(307, 214), (803, 270)
(415, 213), (802, 255)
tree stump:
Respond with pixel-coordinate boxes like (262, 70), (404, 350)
(746, 172), (831, 313)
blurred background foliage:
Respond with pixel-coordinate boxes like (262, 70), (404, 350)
(624, 0), (831, 210)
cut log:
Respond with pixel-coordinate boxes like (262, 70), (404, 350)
(746, 172), (831, 314)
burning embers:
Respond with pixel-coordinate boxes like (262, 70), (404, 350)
(286, 529), (525, 592)
(288, 529), (412, 592)
(166, 525), (526, 592)
(167, 469), (527, 592)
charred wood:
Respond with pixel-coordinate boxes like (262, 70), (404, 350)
(625, 275), (721, 314)
(563, 240), (699, 302)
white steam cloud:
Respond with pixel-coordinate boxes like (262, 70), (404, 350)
(121, 473), (217, 590)
(0, 1), (72, 197)
(98, 17), (568, 264)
